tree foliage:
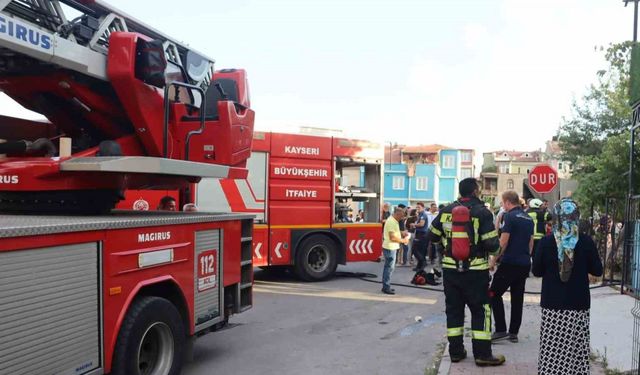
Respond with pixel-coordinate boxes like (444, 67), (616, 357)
(559, 42), (634, 215)
(482, 165), (497, 173)
(572, 133), (629, 217)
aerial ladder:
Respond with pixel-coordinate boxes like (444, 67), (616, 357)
(0, 0), (255, 212)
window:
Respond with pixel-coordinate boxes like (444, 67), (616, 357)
(442, 155), (455, 169)
(499, 165), (509, 174)
(461, 152), (472, 162)
(558, 162), (564, 170)
(416, 177), (428, 191)
(461, 168), (472, 179)
(507, 179), (514, 189)
(392, 176), (405, 190)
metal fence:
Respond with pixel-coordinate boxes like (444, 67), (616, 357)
(626, 119), (640, 372)
(626, 197), (640, 371)
(596, 198), (624, 286)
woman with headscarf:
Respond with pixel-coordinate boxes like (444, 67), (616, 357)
(532, 198), (603, 374)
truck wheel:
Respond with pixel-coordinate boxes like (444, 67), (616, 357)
(112, 296), (185, 375)
(294, 235), (338, 281)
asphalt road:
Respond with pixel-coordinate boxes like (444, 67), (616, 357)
(183, 261), (447, 375)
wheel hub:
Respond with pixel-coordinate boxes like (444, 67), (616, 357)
(308, 245), (329, 273)
(137, 322), (174, 375)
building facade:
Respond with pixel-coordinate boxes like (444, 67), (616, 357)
(480, 150), (542, 206)
(481, 141), (578, 207)
(383, 145), (474, 207)
(544, 137), (572, 179)
(460, 149), (475, 180)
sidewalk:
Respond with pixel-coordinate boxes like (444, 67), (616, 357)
(437, 277), (610, 375)
(589, 284), (636, 372)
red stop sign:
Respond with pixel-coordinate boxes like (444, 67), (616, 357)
(529, 164), (558, 194)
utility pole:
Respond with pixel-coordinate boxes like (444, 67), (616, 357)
(624, 0), (639, 41)
(625, 0), (640, 201)
(622, 0), (640, 298)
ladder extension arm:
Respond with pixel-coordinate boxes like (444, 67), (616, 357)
(0, 0), (214, 87)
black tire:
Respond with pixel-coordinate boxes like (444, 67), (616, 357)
(294, 235), (338, 281)
(111, 297), (186, 375)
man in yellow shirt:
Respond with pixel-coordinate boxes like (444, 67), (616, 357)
(382, 206), (409, 294)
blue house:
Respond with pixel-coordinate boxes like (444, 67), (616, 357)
(438, 149), (460, 203)
(383, 163), (410, 206)
(383, 145), (473, 208)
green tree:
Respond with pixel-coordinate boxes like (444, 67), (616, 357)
(482, 165), (497, 173)
(572, 133), (629, 218)
(559, 42), (634, 214)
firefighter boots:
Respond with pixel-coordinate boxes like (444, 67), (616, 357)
(450, 349), (467, 363)
(475, 354), (506, 367)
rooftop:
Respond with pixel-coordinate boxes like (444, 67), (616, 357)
(488, 150), (542, 162)
(401, 144), (451, 153)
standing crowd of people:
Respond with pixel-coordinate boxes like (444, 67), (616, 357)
(380, 201), (445, 295)
(381, 202), (444, 267)
(381, 178), (603, 374)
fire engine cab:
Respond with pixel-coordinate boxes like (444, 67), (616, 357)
(0, 1), (255, 374)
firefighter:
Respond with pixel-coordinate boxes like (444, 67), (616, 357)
(429, 178), (505, 366)
(525, 198), (550, 259)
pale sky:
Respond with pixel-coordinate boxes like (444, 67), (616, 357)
(0, 0), (633, 167)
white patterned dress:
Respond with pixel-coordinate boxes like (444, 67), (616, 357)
(538, 308), (591, 375)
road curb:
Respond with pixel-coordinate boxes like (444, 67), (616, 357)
(436, 342), (450, 375)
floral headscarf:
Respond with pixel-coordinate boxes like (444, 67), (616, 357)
(553, 198), (580, 282)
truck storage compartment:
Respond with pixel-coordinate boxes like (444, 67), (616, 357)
(0, 242), (101, 375)
(194, 229), (223, 331)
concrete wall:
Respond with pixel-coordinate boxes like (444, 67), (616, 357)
(509, 161), (539, 175)
(497, 173), (528, 196)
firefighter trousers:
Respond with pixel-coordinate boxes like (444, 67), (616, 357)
(443, 269), (493, 359)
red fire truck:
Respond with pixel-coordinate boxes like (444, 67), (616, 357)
(195, 131), (384, 281)
(120, 132), (384, 281)
(0, 1), (254, 374)
(119, 132), (384, 281)
(0, 212), (254, 375)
